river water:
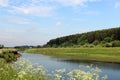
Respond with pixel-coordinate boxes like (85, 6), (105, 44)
(21, 53), (120, 80)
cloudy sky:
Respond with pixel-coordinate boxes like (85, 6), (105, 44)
(0, 0), (120, 47)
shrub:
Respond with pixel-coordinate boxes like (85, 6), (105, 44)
(101, 41), (106, 44)
(83, 44), (89, 48)
(103, 37), (113, 42)
(89, 44), (95, 48)
(105, 43), (112, 47)
(112, 40), (120, 47)
(1, 50), (21, 62)
(93, 40), (99, 46)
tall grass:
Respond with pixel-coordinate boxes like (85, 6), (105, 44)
(0, 59), (46, 80)
(25, 48), (120, 63)
(0, 58), (107, 80)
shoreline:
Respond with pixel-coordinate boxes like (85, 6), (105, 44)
(25, 47), (120, 63)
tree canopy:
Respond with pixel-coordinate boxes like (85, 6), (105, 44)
(45, 27), (120, 47)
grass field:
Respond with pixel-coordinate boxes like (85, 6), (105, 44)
(26, 48), (120, 63)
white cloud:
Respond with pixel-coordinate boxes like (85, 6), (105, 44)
(0, 0), (9, 7)
(54, 0), (87, 7)
(6, 16), (30, 24)
(84, 11), (99, 15)
(0, 0), (100, 17)
(0, 34), (13, 40)
(115, 2), (120, 8)
(50, 0), (99, 7)
(0, 0), (55, 17)
(4, 29), (26, 33)
(56, 21), (62, 26)
(11, 5), (54, 17)
(10, 19), (30, 25)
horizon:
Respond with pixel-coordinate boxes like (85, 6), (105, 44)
(0, 0), (120, 47)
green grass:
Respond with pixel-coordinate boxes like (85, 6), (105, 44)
(0, 49), (16, 56)
(0, 59), (46, 80)
(0, 49), (21, 62)
(25, 48), (120, 63)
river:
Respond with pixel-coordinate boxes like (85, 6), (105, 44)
(21, 53), (120, 80)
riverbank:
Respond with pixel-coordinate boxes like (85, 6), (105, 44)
(0, 57), (107, 80)
(0, 49), (21, 62)
(25, 48), (120, 63)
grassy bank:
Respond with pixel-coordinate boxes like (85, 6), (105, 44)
(0, 49), (21, 62)
(0, 59), (46, 80)
(26, 48), (120, 63)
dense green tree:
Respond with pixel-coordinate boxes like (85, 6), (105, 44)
(45, 27), (120, 47)
(103, 36), (113, 42)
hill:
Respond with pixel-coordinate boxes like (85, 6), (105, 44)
(44, 27), (120, 47)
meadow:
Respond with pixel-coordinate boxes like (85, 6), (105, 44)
(25, 48), (120, 63)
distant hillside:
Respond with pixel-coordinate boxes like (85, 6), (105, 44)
(45, 27), (120, 47)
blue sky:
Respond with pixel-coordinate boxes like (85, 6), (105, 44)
(0, 0), (120, 47)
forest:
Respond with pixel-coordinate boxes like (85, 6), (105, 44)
(45, 27), (120, 47)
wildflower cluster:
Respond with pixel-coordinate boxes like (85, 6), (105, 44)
(0, 58), (107, 80)
(67, 65), (107, 80)
(13, 58), (46, 80)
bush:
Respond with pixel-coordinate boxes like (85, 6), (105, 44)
(93, 40), (99, 46)
(101, 41), (106, 44)
(83, 44), (89, 48)
(89, 44), (95, 48)
(112, 40), (120, 47)
(1, 50), (21, 62)
(104, 37), (113, 42)
(105, 43), (112, 47)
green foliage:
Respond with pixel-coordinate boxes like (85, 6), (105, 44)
(26, 48), (120, 63)
(61, 42), (74, 47)
(101, 41), (106, 44)
(93, 40), (100, 46)
(112, 40), (120, 47)
(82, 44), (89, 48)
(104, 36), (113, 42)
(45, 27), (120, 47)
(0, 59), (46, 80)
(0, 50), (21, 62)
(89, 44), (95, 48)
(0, 44), (4, 49)
(80, 40), (88, 45)
(77, 35), (87, 42)
(82, 43), (94, 48)
(104, 43), (112, 47)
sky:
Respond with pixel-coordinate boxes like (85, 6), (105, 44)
(0, 0), (120, 47)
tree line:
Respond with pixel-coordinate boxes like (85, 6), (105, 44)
(45, 27), (120, 47)
(0, 44), (4, 49)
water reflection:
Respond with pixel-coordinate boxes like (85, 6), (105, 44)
(21, 53), (120, 80)
(58, 59), (120, 71)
